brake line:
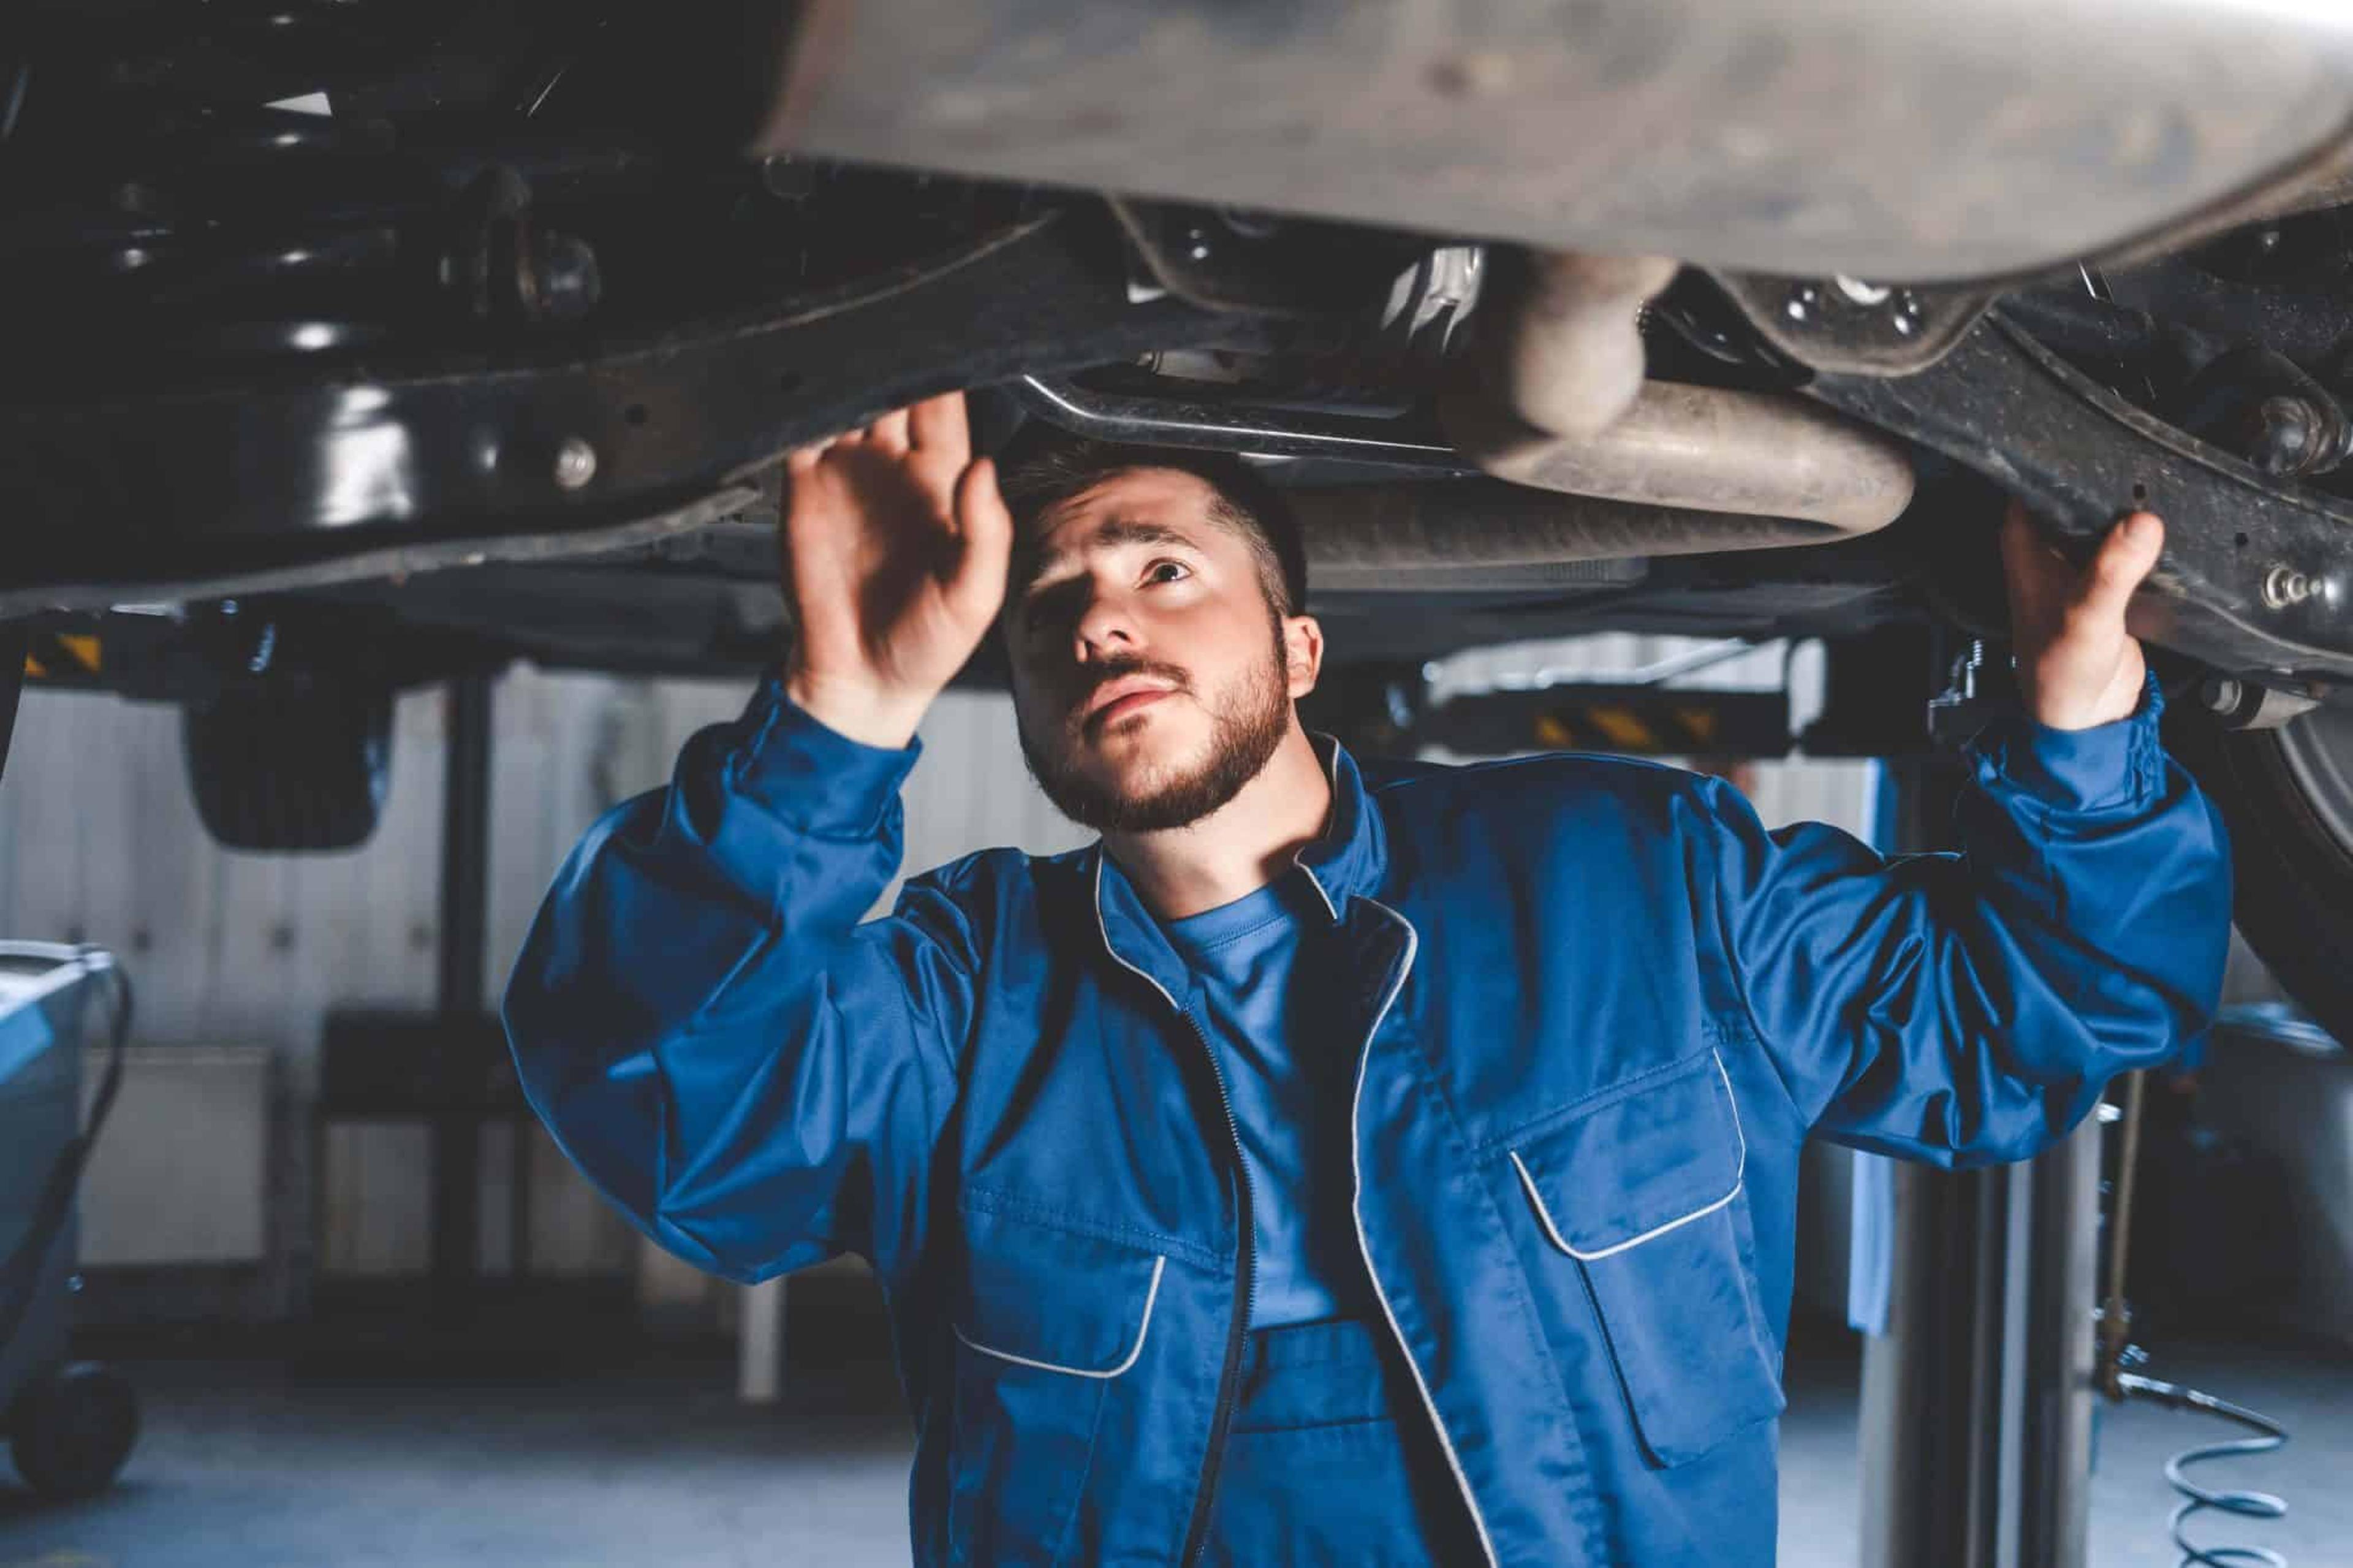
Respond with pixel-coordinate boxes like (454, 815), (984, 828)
(2099, 1068), (2295, 1567)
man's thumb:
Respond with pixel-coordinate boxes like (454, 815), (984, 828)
(2077, 510), (2164, 621)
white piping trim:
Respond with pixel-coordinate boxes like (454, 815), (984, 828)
(1294, 860), (1340, 922)
(1509, 1051), (1748, 1263)
(1349, 896), (1499, 1568)
(953, 1254), (1167, 1379)
(1091, 852), (1183, 1012)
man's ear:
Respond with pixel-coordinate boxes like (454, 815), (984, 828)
(1283, 613), (1324, 699)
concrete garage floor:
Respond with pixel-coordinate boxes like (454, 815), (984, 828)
(4, 1308), (2346, 1567)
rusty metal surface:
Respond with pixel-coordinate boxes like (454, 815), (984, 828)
(759, 0), (2353, 283)
(1811, 317), (2353, 680)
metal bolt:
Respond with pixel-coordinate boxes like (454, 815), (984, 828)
(553, 437), (598, 490)
(1784, 284), (1822, 323)
(2262, 564), (2319, 608)
(526, 229), (602, 324)
(2203, 674), (2323, 730)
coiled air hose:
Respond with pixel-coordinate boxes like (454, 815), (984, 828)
(2114, 1371), (2289, 1568)
(2101, 1069), (2294, 1568)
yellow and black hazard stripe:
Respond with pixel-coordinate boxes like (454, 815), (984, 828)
(21, 631), (103, 685)
(1429, 685), (1790, 758)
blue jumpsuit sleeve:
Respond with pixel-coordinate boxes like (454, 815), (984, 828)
(501, 673), (979, 1286)
(1700, 669), (2232, 1165)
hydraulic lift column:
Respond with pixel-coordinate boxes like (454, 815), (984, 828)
(1855, 758), (2103, 1568)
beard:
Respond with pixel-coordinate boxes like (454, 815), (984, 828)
(1018, 615), (1292, 834)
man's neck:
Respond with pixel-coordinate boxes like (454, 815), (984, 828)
(1104, 724), (1335, 920)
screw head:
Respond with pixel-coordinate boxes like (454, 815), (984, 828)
(553, 437), (598, 490)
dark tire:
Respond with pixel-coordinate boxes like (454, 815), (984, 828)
(2167, 697), (2353, 1045)
(9, 1361), (138, 1501)
(182, 685), (392, 852)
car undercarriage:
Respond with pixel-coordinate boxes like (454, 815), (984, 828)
(7, 0), (2353, 1038)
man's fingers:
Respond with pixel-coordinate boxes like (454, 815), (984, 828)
(908, 392), (971, 467)
(1998, 501), (2068, 620)
(2074, 510), (2165, 621)
(950, 456), (1014, 615)
(867, 406), (912, 456)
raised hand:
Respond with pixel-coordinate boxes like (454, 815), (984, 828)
(1999, 501), (2164, 731)
(781, 392), (1013, 748)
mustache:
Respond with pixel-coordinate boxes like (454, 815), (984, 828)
(1071, 659), (1192, 726)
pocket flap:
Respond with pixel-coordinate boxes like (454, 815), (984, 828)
(1506, 1048), (1781, 1467)
(1508, 1048), (1745, 1259)
(954, 1205), (1166, 1379)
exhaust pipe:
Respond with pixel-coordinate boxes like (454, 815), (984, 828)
(1292, 478), (1879, 591)
(1450, 246), (1917, 535)
(1442, 381), (1917, 536)
(1482, 251), (1680, 439)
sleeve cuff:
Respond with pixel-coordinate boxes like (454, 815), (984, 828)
(1974, 665), (2167, 813)
(725, 671), (923, 839)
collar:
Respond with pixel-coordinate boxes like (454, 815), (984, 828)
(1088, 732), (1389, 996)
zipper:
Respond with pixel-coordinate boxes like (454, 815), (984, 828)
(1173, 1005), (1254, 1568)
(1091, 866), (1253, 1568)
(1351, 896), (1499, 1568)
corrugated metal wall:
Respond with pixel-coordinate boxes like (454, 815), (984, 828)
(0, 670), (1082, 1309)
(0, 673), (1083, 1064)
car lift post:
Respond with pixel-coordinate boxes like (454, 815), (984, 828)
(429, 673), (494, 1328)
(1855, 755), (2103, 1568)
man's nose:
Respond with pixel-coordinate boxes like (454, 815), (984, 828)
(1070, 592), (1140, 662)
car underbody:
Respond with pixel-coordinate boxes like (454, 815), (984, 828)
(7, 0), (2353, 1032)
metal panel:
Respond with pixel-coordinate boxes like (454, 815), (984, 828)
(74, 1046), (271, 1267)
(763, 0), (2353, 282)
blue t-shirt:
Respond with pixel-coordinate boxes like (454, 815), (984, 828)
(1158, 870), (1370, 1327)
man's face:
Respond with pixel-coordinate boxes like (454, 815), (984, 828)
(1004, 468), (1320, 832)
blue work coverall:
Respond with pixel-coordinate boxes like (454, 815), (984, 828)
(502, 667), (2231, 1566)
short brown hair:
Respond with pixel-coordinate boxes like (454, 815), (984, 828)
(997, 439), (1308, 615)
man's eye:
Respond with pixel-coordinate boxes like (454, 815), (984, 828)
(1145, 560), (1191, 585)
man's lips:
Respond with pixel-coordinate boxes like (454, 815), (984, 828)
(1079, 675), (1181, 730)
(1092, 689), (1173, 726)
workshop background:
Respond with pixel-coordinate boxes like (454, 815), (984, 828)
(1, 637), (2348, 1567)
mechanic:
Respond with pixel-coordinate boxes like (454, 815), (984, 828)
(504, 390), (2231, 1566)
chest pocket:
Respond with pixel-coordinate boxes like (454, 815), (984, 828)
(1506, 1048), (1785, 1467)
(947, 1202), (1165, 1565)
